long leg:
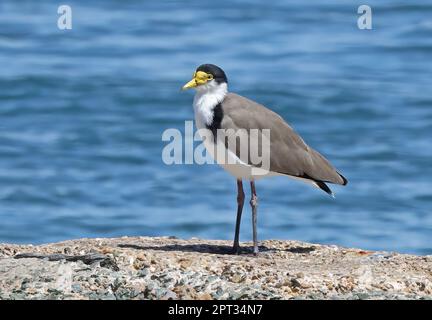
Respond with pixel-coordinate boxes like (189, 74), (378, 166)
(250, 180), (259, 255)
(232, 179), (245, 254)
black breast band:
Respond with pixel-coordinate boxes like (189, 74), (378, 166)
(206, 103), (224, 141)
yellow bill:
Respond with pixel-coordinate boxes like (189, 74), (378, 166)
(182, 71), (214, 90)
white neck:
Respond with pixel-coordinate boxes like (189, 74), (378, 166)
(193, 82), (228, 127)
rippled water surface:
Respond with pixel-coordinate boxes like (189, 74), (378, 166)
(0, 1), (431, 254)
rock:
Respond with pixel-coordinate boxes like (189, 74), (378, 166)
(230, 274), (244, 283)
(71, 284), (82, 293)
(0, 237), (431, 300)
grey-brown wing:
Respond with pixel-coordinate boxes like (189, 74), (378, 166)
(220, 93), (347, 185)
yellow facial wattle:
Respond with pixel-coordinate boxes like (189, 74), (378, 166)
(182, 71), (214, 90)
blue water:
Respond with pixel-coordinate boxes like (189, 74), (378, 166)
(1, 1), (431, 254)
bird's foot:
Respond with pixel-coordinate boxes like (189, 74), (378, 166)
(232, 244), (241, 255)
(253, 245), (259, 256)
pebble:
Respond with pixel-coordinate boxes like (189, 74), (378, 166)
(0, 237), (431, 300)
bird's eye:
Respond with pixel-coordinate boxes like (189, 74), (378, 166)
(207, 74), (214, 80)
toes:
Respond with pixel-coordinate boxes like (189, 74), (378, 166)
(232, 246), (240, 255)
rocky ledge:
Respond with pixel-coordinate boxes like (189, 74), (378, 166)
(0, 237), (431, 300)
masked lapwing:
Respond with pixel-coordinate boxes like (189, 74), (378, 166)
(182, 64), (347, 255)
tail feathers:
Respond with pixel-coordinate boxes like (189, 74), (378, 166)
(299, 172), (339, 197)
(284, 172), (345, 198)
(315, 181), (335, 198)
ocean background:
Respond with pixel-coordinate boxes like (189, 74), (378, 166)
(0, 0), (431, 254)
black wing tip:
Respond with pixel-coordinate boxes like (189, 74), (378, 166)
(315, 181), (334, 198)
(338, 172), (348, 186)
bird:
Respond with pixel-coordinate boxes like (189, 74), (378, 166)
(182, 64), (347, 255)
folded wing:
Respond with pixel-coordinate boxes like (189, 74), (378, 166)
(220, 93), (347, 186)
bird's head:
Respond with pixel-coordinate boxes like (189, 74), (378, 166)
(182, 64), (228, 93)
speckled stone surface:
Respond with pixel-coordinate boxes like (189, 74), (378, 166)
(0, 237), (431, 300)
